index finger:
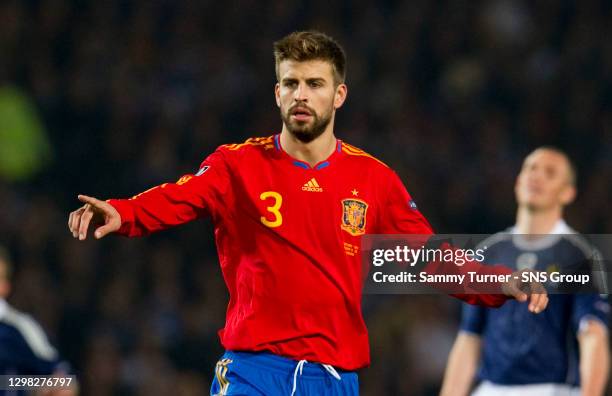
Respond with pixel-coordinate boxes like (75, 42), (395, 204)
(532, 292), (548, 313)
(77, 194), (104, 208)
(528, 293), (541, 312)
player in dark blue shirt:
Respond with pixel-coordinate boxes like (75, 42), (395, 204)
(0, 247), (77, 396)
(441, 148), (609, 396)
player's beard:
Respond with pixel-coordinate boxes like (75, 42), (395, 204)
(281, 103), (333, 143)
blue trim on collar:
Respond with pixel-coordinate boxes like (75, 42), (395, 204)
(315, 161), (330, 170)
(292, 161), (310, 169)
(274, 134), (281, 151)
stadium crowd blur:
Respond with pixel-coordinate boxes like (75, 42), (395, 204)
(1, 1), (611, 395)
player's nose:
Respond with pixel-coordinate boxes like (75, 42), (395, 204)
(294, 82), (309, 102)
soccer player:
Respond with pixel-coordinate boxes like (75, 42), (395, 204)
(440, 148), (610, 396)
(68, 31), (548, 395)
(0, 247), (77, 396)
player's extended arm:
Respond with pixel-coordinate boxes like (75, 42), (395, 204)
(457, 267), (548, 312)
(578, 319), (609, 396)
(416, 239), (548, 311)
(68, 149), (229, 239)
(379, 170), (548, 311)
(439, 332), (481, 396)
(69, 178), (211, 239)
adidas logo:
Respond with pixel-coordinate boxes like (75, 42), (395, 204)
(302, 178), (323, 192)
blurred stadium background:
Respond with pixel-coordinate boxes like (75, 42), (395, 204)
(1, 0), (611, 395)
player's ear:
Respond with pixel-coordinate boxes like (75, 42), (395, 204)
(275, 83), (281, 108)
(560, 184), (576, 206)
(513, 175), (521, 199)
(334, 83), (347, 109)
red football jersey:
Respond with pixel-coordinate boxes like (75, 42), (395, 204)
(108, 134), (510, 370)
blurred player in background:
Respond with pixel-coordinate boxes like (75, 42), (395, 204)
(68, 31), (547, 396)
(440, 148), (610, 396)
(0, 247), (77, 396)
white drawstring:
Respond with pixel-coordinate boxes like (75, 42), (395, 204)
(291, 360), (307, 396)
(322, 364), (341, 380)
(290, 360), (341, 396)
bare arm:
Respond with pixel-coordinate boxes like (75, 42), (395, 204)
(578, 319), (609, 396)
(440, 332), (482, 396)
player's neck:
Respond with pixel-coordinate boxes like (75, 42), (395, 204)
(279, 129), (337, 167)
(515, 206), (563, 234)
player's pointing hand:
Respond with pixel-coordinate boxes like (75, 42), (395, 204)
(502, 269), (549, 314)
(68, 195), (121, 240)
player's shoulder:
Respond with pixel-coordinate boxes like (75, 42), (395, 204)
(558, 223), (584, 247)
(341, 141), (389, 170)
(557, 226), (599, 260)
(201, 135), (276, 169)
(0, 302), (58, 360)
(476, 228), (514, 251)
(217, 135), (276, 155)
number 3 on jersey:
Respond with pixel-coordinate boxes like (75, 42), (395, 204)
(260, 191), (282, 228)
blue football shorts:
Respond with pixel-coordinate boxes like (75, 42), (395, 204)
(210, 350), (359, 396)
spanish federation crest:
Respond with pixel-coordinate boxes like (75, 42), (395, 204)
(341, 199), (368, 236)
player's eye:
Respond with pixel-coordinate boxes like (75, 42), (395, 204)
(283, 81), (297, 88)
(308, 81), (322, 88)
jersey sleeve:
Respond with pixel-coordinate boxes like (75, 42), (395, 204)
(572, 294), (610, 334)
(375, 170), (434, 235)
(569, 244), (610, 333)
(460, 303), (487, 335)
(377, 170), (512, 308)
(108, 147), (231, 237)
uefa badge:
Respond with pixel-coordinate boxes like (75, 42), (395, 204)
(195, 165), (210, 176)
(341, 199), (368, 236)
